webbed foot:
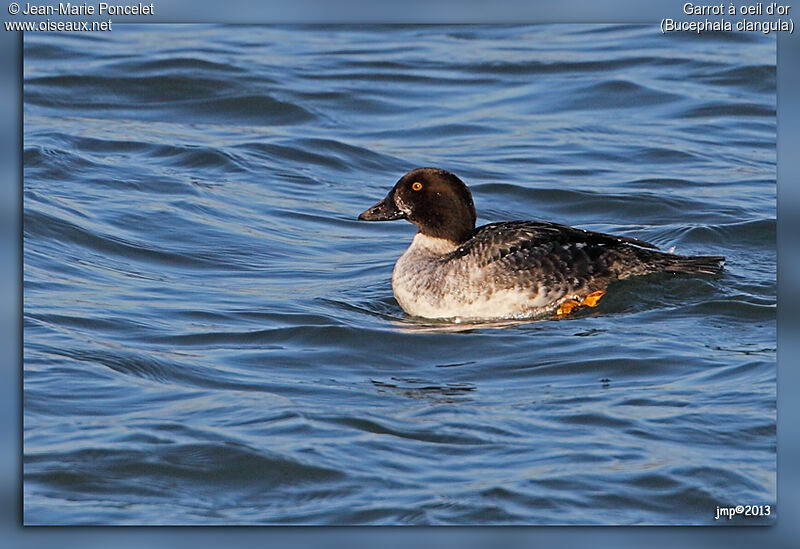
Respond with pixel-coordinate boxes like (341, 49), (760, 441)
(556, 300), (581, 316)
(581, 290), (606, 308)
(556, 290), (607, 317)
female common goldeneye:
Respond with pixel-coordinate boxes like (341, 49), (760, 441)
(358, 168), (724, 321)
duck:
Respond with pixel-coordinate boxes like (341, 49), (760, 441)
(358, 168), (724, 321)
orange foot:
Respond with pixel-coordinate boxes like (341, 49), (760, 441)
(556, 291), (607, 317)
(581, 290), (606, 308)
(556, 300), (581, 316)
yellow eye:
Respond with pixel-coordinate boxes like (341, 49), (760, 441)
(411, 182), (423, 191)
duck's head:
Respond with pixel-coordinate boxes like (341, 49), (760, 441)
(358, 168), (477, 244)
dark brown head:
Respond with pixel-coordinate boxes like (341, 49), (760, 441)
(358, 168), (477, 244)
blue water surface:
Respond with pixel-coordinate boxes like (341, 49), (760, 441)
(23, 24), (775, 525)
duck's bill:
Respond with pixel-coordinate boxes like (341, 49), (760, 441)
(358, 195), (405, 221)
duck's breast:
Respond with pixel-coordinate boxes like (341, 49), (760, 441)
(391, 234), (558, 320)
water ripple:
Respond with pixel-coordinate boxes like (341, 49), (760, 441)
(23, 24), (775, 525)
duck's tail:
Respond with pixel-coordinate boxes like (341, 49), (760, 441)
(639, 250), (725, 275)
(663, 254), (725, 275)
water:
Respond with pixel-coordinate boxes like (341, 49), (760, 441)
(23, 25), (775, 525)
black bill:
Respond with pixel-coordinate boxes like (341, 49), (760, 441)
(358, 193), (405, 221)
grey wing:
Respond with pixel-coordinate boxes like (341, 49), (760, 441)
(455, 221), (654, 294)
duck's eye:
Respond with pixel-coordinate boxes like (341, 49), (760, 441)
(411, 182), (423, 191)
